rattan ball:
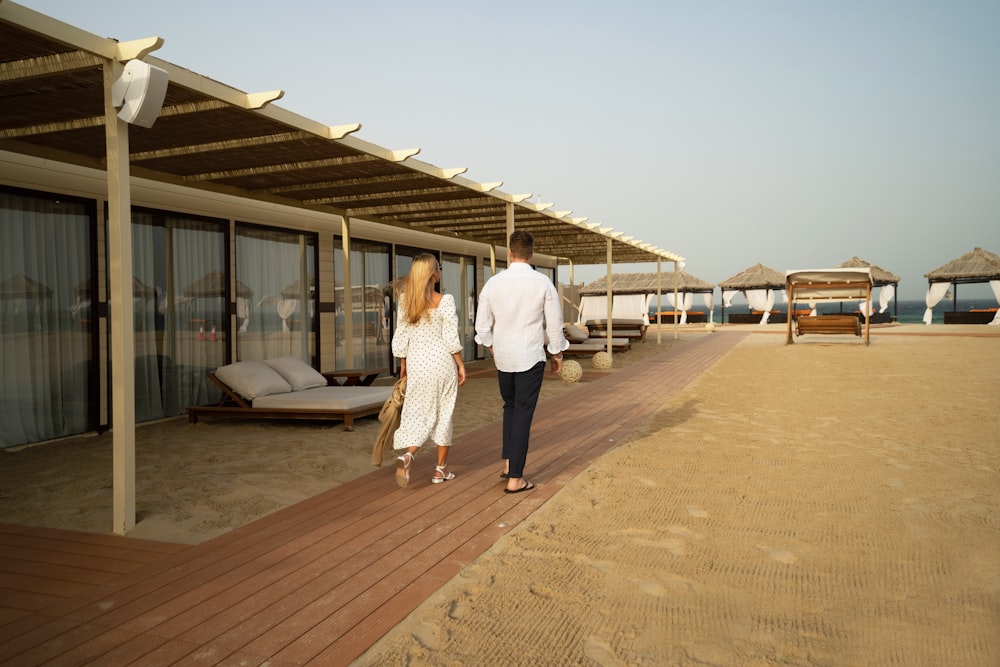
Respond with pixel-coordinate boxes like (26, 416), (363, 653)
(558, 359), (583, 383)
(705, 322), (716, 332)
(592, 351), (613, 370)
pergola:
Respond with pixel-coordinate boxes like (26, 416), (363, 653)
(0, 2), (683, 534)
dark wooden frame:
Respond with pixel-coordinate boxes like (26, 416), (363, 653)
(794, 315), (862, 337)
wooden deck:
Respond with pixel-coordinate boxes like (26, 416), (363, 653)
(0, 331), (746, 666)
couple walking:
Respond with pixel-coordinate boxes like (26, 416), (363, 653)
(391, 230), (568, 493)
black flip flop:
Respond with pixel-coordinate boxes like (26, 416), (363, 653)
(504, 481), (535, 494)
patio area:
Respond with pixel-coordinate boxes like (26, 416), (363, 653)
(0, 332), (744, 666)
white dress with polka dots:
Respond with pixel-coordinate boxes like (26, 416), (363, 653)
(391, 293), (463, 450)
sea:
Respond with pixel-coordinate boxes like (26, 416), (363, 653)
(652, 299), (998, 325)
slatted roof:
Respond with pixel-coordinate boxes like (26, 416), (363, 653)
(0, 2), (683, 266)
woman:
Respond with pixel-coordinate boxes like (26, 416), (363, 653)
(391, 254), (466, 487)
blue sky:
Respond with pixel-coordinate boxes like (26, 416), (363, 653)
(21, 1), (1000, 300)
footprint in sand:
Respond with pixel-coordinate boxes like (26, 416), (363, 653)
(583, 637), (627, 666)
(759, 545), (797, 564)
(686, 506), (709, 519)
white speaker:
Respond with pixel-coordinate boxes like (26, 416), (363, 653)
(111, 60), (169, 128)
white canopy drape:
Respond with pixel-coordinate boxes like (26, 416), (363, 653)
(745, 288), (774, 324)
(923, 282), (951, 325)
(878, 284), (895, 313)
(277, 296), (298, 331)
(578, 294), (649, 323)
(991, 280), (1000, 325)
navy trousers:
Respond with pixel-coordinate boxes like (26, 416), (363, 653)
(497, 360), (546, 479)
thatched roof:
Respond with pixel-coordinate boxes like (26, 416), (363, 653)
(924, 247), (1000, 283)
(579, 271), (714, 295)
(183, 272), (253, 298)
(0, 273), (52, 299)
(837, 257), (900, 286)
(718, 263), (785, 290)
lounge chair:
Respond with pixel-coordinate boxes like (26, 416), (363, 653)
(584, 318), (647, 342)
(186, 356), (392, 431)
(564, 323), (631, 354)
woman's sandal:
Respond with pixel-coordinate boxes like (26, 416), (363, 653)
(395, 452), (414, 488)
(432, 464), (456, 484)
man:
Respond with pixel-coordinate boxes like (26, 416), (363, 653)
(474, 230), (568, 493)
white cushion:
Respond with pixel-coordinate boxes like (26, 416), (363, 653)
(252, 386), (392, 410)
(215, 361), (291, 399)
(565, 323), (589, 342)
(263, 356), (328, 391)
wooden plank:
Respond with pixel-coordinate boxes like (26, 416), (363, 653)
(0, 333), (746, 666)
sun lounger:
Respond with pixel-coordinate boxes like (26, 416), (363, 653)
(564, 323), (631, 353)
(186, 357), (392, 431)
(584, 318), (647, 342)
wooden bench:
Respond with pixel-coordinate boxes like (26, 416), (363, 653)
(795, 315), (861, 337)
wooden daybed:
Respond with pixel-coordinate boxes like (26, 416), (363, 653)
(584, 318), (647, 342)
(943, 308), (998, 324)
(564, 323), (631, 354)
(187, 358), (391, 431)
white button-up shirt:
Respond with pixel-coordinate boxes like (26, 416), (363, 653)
(474, 262), (569, 373)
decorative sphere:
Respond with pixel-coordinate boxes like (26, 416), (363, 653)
(592, 351), (613, 370)
(705, 322), (716, 332)
(559, 359), (583, 383)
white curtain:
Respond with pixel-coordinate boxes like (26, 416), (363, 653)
(277, 297), (298, 332)
(677, 292), (694, 324)
(613, 294), (649, 321)
(578, 295), (607, 323)
(701, 292), (714, 323)
(878, 284), (895, 313)
(237, 296), (251, 332)
(746, 289), (774, 324)
(808, 299), (817, 317)
(923, 282), (951, 325)
(722, 289), (739, 308)
(990, 280), (1000, 325)
(1, 192), (91, 448)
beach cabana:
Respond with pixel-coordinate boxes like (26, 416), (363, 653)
(923, 247), (1000, 325)
(784, 268), (874, 345)
(718, 263), (785, 324)
(578, 271), (715, 324)
(836, 257), (900, 322)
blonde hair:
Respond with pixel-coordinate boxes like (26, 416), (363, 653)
(396, 253), (439, 324)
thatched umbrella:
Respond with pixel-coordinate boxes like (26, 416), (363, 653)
(923, 247), (1000, 324)
(0, 273), (53, 300)
(718, 263), (785, 324)
(837, 257), (901, 320)
(0, 273), (53, 317)
(181, 272), (253, 335)
(182, 271), (252, 299)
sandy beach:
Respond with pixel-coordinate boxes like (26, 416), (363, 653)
(1, 323), (998, 665)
